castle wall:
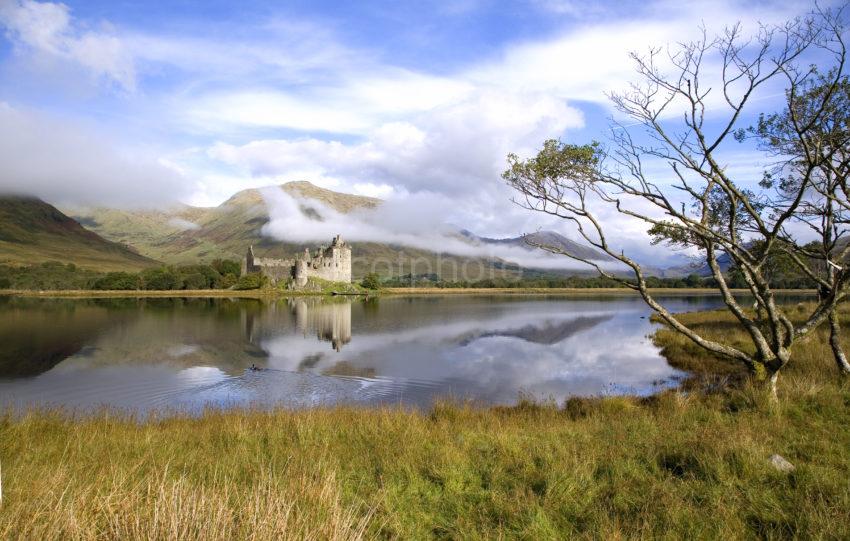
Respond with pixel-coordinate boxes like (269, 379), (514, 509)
(253, 258), (294, 284)
(244, 236), (351, 287)
(297, 246), (352, 284)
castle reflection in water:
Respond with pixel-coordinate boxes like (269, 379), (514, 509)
(292, 299), (352, 351)
(242, 298), (353, 352)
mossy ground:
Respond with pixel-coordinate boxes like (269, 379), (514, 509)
(0, 303), (848, 539)
(282, 276), (372, 295)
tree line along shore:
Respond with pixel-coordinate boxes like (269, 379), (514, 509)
(0, 259), (822, 294)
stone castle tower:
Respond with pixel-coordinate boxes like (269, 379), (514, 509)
(242, 235), (352, 287)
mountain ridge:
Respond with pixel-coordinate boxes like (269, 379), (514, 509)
(462, 230), (610, 261)
(64, 182), (526, 279)
(0, 196), (160, 271)
(56, 181), (652, 279)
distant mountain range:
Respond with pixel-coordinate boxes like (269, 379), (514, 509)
(462, 230), (610, 261)
(55, 181), (609, 278)
(665, 253), (734, 278)
(0, 181), (699, 279)
(59, 182), (527, 278)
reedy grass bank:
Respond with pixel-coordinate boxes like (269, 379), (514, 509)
(0, 304), (848, 539)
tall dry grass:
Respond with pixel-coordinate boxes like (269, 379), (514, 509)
(0, 303), (847, 539)
(0, 412), (374, 540)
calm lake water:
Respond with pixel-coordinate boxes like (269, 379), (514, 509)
(0, 294), (806, 413)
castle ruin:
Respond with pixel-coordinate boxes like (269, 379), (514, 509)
(241, 235), (352, 287)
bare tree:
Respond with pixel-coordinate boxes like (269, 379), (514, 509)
(503, 8), (849, 395)
(742, 44), (850, 374)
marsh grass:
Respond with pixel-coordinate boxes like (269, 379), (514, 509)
(0, 303), (848, 539)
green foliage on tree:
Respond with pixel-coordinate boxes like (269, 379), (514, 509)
(212, 259), (242, 277)
(92, 272), (142, 291)
(141, 268), (180, 290)
(219, 273), (238, 289)
(0, 277), (11, 289)
(0, 262), (101, 290)
(175, 265), (221, 288)
(233, 273), (267, 290)
(0, 260), (245, 291)
(181, 272), (208, 290)
(360, 273), (382, 290)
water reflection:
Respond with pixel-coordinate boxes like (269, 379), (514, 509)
(459, 315), (613, 346)
(293, 299), (352, 351)
(0, 293), (811, 413)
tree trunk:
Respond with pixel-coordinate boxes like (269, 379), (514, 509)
(829, 310), (850, 375)
(768, 370), (780, 403)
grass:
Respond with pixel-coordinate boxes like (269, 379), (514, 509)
(290, 277), (373, 295)
(652, 301), (849, 390)
(0, 304), (848, 539)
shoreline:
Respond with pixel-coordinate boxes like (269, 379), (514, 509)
(0, 287), (818, 299)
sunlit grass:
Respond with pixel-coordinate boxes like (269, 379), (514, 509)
(0, 303), (848, 539)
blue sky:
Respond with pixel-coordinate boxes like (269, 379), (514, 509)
(0, 0), (833, 263)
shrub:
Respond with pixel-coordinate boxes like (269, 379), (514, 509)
(360, 273), (382, 290)
(0, 277), (11, 289)
(212, 259), (242, 277)
(220, 273), (237, 289)
(141, 268), (180, 290)
(177, 265), (220, 288)
(234, 273), (266, 290)
(181, 272), (208, 290)
(92, 272), (141, 290)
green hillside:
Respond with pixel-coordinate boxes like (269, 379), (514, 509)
(0, 196), (160, 271)
(66, 181), (524, 280)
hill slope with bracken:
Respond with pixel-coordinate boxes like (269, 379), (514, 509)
(0, 196), (159, 271)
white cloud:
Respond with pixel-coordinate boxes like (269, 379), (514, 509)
(471, 0), (806, 112)
(352, 182), (394, 198)
(0, 103), (189, 207)
(0, 0), (822, 268)
(167, 217), (200, 231)
(206, 89), (583, 195)
(188, 0), (807, 249)
(125, 19), (355, 80)
(187, 90), (375, 134)
(259, 186), (626, 271)
(0, 0), (136, 90)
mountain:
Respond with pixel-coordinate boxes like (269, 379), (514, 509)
(0, 196), (159, 271)
(66, 182), (379, 262)
(464, 230), (610, 261)
(664, 251), (735, 278)
(65, 182), (524, 279)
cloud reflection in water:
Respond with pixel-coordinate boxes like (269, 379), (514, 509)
(0, 295), (754, 413)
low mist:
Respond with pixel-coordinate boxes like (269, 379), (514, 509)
(260, 187), (621, 273)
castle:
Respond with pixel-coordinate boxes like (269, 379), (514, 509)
(241, 235), (352, 287)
